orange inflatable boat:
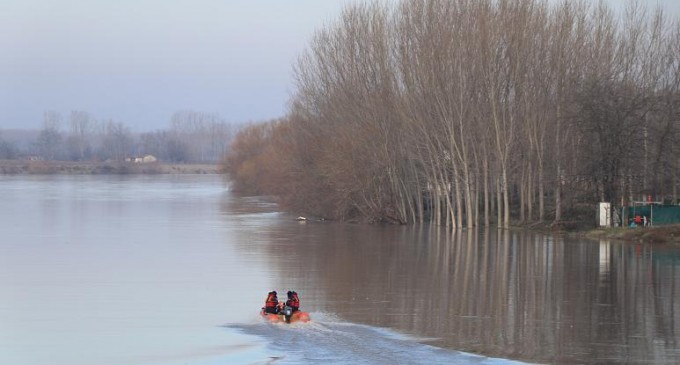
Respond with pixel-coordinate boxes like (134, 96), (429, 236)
(260, 306), (311, 323)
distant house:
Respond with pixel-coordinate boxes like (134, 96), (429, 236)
(127, 155), (158, 163)
(141, 155), (157, 163)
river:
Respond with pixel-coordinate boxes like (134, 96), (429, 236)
(1, 175), (678, 364)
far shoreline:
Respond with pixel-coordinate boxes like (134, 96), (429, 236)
(0, 159), (218, 175)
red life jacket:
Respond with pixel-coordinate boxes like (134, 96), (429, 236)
(287, 293), (300, 308)
(265, 294), (278, 308)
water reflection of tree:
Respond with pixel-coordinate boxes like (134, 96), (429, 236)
(244, 221), (680, 364)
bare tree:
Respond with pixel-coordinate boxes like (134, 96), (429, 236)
(100, 120), (133, 161)
(67, 110), (96, 161)
(170, 110), (233, 162)
(222, 0), (680, 228)
(36, 111), (64, 160)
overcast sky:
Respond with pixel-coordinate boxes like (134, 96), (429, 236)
(1, 0), (679, 132)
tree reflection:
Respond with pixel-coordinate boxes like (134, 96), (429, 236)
(231, 216), (680, 364)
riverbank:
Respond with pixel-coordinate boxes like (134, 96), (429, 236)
(0, 159), (218, 175)
(582, 224), (680, 245)
(511, 219), (680, 245)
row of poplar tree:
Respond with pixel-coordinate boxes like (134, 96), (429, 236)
(223, 0), (680, 228)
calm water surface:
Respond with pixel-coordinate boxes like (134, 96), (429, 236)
(1, 175), (679, 364)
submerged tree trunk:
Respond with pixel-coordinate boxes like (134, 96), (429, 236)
(484, 155), (490, 226)
(538, 162), (544, 221)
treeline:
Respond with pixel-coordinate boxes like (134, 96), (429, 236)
(222, 0), (680, 228)
(0, 110), (234, 163)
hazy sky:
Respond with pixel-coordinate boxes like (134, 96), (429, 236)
(0, 0), (351, 131)
(1, 0), (679, 131)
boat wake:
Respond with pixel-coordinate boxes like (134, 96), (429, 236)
(224, 312), (531, 365)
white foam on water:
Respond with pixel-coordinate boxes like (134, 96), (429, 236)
(224, 313), (534, 365)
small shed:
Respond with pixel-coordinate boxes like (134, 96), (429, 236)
(599, 202), (611, 227)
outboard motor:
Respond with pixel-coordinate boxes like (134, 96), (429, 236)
(283, 306), (293, 323)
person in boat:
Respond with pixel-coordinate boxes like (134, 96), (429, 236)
(286, 291), (300, 312)
(264, 291), (279, 314)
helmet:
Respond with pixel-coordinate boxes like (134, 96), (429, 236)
(287, 291), (293, 298)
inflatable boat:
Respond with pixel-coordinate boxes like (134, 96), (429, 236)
(260, 306), (311, 323)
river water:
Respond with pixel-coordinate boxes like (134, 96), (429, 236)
(1, 175), (679, 364)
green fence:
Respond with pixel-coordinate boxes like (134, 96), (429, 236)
(625, 205), (680, 226)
